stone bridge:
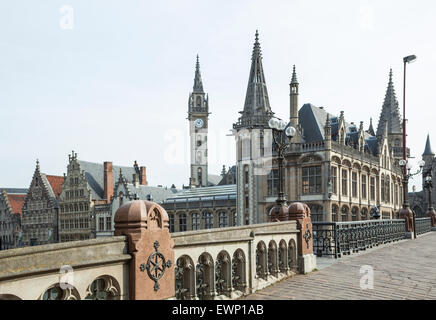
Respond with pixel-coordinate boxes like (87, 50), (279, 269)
(0, 200), (434, 300)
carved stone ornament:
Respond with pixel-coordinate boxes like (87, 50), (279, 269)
(303, 226), (312, 249)
(140, 241), (172, 291)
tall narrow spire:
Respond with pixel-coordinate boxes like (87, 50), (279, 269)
(423, 134), (434, 156)
(367, 117), (375, 136)
(193, 54), (204, 93)
(376, 69), (402, 136)
(291, 65), (298, 84)
(243, 30), (271, 115)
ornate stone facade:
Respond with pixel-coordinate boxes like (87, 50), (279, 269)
(233, 31), (405, 224)
(58, 152), (94, 242)
(0, 189), (26, 250)
(21, 161), (63, 246)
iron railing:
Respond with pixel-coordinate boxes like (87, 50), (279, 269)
(415, 217), (432, 236)
(313, 219), (406, 258)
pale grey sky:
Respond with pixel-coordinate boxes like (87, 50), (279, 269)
(1, 0), (435, 191)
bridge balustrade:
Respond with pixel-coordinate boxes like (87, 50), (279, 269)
(313, 219), (407, 258)
(0, 200), (311, 300)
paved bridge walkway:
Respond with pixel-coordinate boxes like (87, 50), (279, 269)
(245, 232), (436, 300)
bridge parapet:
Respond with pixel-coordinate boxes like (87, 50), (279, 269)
(0, 200), (312, 300)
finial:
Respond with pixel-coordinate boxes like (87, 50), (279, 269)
(36, 159), (40, 170)
(255, 29), (259, 42)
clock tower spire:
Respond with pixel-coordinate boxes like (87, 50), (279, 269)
(188, 55), (209, 187)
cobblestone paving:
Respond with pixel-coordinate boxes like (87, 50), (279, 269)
(244, 232), (436, 300)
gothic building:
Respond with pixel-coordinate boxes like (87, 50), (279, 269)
(233, 31), (405, 223)
(21, 161), (64, 246)
(0, 188), (27, 250)
(410, 134), (436, 217)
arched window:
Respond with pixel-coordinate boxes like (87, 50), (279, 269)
(203, 211), (213, 229)
(341, 206), (349, 221)
(267, 169), (279, 196)
(351, 207), (358, 221)
(179, 213), (187, 232)
(169, 214), (175, 232)
(332, 205), (339, 222)
(191, 213), (200, 230)
(218, 211), (228, 228)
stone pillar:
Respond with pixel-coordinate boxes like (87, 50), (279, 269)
(288, 202), (316, 274)
(427, 208), (436, 230)
(399, 207), (415, 239)
(114, 200), (175, 300)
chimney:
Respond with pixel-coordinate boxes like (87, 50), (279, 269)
(104, 161), (114, 203)
(133, 173), (140, 187)
(139, 166), (147, 185)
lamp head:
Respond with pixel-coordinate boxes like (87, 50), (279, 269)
(285, 125), (296, 138)
(268, 117), (279, 130)
(403, 55), (417, 64)
(418, 160), (425, 168)
(277, 119), (287, 131)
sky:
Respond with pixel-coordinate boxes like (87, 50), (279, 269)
(1, 0), (435, 192)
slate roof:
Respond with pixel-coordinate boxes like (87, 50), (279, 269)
(423, 134), (434, 156)
(78, 160), (137, 200)
(207, 174), (222, 186)
(376, 69), (402, 136)
(163, 184), (237, 203)
(299, 103), (378, 155)
(125, 184), (178, 204)
(0, 188), (28, 194)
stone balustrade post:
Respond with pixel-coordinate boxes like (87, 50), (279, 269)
(287, 202), (317, 274)
(114, 200), (175, 300)
(399, 207), (415, 238)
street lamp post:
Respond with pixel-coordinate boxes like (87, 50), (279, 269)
(399, 54), (418, 237)
(399, 160), (424, 238)
(424, 170), (436, 223)
(267, 117), (296, 218)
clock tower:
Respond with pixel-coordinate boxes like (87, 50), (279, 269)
(188, 55), (209, 187)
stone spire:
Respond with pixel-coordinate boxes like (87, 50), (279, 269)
(193, 54), (204, 93)
(234, 30), (273, 129)
(423, 134), (434, 156)
(376, 69), (402, 136)
(367, 117), (375, 136)
(289, 65), (299, 128)
(291, 65), (298, 84)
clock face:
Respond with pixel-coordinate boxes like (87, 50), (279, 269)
(194, 118), (204, 128)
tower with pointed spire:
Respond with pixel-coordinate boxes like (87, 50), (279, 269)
(422, 134), (434, 174)
(233, 30), (273, 130)
(188, 55), (209, 187)
(376, 69), (404, 159)
(233, 30), (275, 226)
(290, 65), (299, 128)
